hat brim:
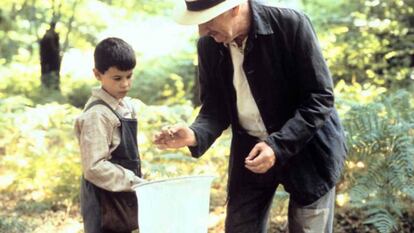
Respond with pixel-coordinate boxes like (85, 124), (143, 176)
(173, 0), (246, 25)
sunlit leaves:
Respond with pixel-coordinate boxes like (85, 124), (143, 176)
(304, 0), (414, 89)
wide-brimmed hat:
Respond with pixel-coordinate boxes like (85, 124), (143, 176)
(173, 0), (247, 25)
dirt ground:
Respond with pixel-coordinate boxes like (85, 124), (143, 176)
(2, 191), (414, 233)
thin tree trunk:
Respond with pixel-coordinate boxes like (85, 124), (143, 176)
(39, 22), (61, 90)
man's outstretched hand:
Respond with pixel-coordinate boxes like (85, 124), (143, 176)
(153, 124), (197, 150)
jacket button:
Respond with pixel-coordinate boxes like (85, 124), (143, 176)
(246, 70), (255, 75)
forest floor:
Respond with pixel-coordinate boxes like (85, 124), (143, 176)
(1, 189), (414, 233)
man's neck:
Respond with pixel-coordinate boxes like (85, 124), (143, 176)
(233, 2), (251, 47)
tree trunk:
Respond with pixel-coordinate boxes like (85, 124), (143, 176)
(192, 64), (201, 107)
(39, 22), (61, 90)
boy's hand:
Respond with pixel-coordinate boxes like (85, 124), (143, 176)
(136, 177), (148, 184)
(153, 124), (197, 150)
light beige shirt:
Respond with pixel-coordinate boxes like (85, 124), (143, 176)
(228, 39), (269, 140)
(75, 87), (142, 192)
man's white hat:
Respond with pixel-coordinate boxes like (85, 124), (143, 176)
(173, 0), (247, 25)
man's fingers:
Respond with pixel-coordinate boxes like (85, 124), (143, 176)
(153, 124), (194, 149)
(153, 132), (165, 142)
(246, 154), (266, 167)
(161, 125), (171, 131)
(245, 143), (266, 166)
(169, 125), (180, 133)
(153, 125), (178, 145)
(246, 145), (261, 161)
(155, 143), (167, 150)
(245, 143), (276, 174)
(245, 163), (266, 174)
(156, 136), (182, 149)
(161, 125), (184, 139)
(153, 136), (169, 146)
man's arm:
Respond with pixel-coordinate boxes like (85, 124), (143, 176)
(265, 13), (335, 167)
(188, 37), (231, 157)
(152, 37), (230, 157)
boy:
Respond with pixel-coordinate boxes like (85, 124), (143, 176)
(75, 37), (145, 233)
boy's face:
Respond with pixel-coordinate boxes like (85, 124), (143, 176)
(93, 66), (133, 100)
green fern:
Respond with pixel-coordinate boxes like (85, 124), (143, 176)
(342, 91), (414, 233)
(363, 208), (398, 233)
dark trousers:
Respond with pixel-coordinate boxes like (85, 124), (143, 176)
(225, 184), (335, 233)
(81, 178), (132, 233)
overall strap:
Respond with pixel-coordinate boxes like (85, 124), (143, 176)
(84, 99), (122, 119)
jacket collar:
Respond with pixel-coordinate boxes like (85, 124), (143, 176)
(216, 1), (273, 52)
(249, 0), (274, 36)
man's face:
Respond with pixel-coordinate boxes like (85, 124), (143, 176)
(198, 10), (236, 43)
(94, 66), (133, 100)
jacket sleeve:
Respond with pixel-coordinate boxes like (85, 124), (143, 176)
(265, 13), (334, 166)
(188, 38), (230, 157)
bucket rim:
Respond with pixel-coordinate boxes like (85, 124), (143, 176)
(132, 175), (215, 190)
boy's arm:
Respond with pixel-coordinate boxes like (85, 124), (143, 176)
(75, 108), (144, 192)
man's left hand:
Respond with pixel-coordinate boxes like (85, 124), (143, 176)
(245, 142), (276, 174)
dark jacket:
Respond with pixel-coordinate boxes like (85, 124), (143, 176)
(189, 1), (347, 205)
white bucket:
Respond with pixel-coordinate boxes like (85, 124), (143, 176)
(133, 175), (215, 233)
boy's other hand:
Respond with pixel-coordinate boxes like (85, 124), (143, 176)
(136, 177), (148, 184)
(153, 124), (197, 150)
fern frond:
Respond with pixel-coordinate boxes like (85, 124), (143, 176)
(342, 91), (414, 233)
(403, 186), (414, 200)
(363, 208), (398, 233)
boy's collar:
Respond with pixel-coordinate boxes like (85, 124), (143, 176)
(92, 87), (123, 110)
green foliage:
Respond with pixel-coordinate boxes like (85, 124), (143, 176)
(0, 66), (70, 104)
(0, 216), (31, 233)
(270, 186), (290, 220)
(342, 91), (414, 233)
(0, 63), (40, 99)
(334, 79), (388, 117)
(14, 200), (53, 215)
(62, 77), (96, 108)
(363, 208), (398, 233)
(0, 97), (82, 205)
(1, 0), (87, 62)
(0, 64), (95, 107)
(304, 0), (414, 89)
(98, 0), (175, 17)
(132, 53), (196, 105)
(65, 83), (91, 108)
(0, 0), (178, 64)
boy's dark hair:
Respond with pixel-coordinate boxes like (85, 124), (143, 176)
(94, 37), (136, 73)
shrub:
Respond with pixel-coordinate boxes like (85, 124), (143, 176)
(341, 91), (414, 233)
(0, 97), (82, 206)
(0, 216), (31, 233)
(64, 81), (95, 108)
